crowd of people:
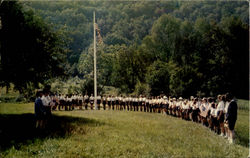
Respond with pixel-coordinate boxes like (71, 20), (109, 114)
(34, 90), (238, 144)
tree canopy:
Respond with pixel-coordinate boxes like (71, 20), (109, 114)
(0, 1), (68, 97)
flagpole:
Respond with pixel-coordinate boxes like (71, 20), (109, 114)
(93, 11), (97, 110)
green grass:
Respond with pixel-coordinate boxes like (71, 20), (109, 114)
(0, 100), (249, 158)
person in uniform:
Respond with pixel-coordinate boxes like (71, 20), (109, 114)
(89, 94), (94, 110)
(142, 95), (146, 112)
(146, 96), (150, 112)
(163, 96), (169, 115)
(138, 95), (143, 111)
(191, 98), (199, 122)
(111, 95), (115, 110)
(107, 95), (111, 110)
(149, 97), (153, 113)
(169, 98), (173, 115)
(125, 96), (129, 111)
(122, 96), (126, 110)
(50, 93), (58, 111)
(210, 100), (219, 134)
(118, 95), (123, 110)
(97, 94), (101, 110)
(135, 96), (139, 111)
(58, 94), (63, 111)
(42, 89), (52, 115)
(224, 94), (230, 138)
(115, 96), (119, 110)
(129, 95), (133, 111)
(217, 95), (226, 136)
(78, 94), (83, 110)
(225, 93), (238, 144)
(84, 93), (89, 110)
(102, 95), (107, 110)
(71, 94), (76, 110)
(34, 90), (46, 129)
(172, 98), (177, 116)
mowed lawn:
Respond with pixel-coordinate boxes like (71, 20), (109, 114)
(0, 100), (249, 158)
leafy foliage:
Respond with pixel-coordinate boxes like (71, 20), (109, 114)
(0, 1), (68, 98)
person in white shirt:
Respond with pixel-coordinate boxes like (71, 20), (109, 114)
(89, 94), (94, 110)
(111, 95), (115, 110)
(41, 90), (52, 115)
(107, 95), (111, 110)
(118, 95), (123, 110)
(209, 99), (219, 134)
(224, 96), (230, 138)
(125, 96), (129, 111)
(122, 96), (126, 110)
(135, 96), (139, 111)
(139, 95), (143, 112)
(97, 95), (101, 110)
(102, 95), (107, 110)
(172, 98), (177, 116)
(115, 96), (119, 110)
(168, 98), (173, 115)
(217, 95), (226, 136)
(191, 98), (199, 122)
(78, 95), (83, 110)
(145, 97), (150, 112)
(84, 94), (89, 110)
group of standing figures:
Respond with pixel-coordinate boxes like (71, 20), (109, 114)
(35, 91), (237, 144)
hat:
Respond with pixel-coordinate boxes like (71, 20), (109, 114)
(179, 97), (183, 100)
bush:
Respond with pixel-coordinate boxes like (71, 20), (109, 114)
(134, 81), (151, 96)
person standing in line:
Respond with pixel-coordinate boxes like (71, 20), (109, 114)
(122, 96), (126, 110)
(107, 95), (111, 110)
(84, 93), (89, 110)
(224, 94), (230, 138)
(118, 95), (123, 110)
(138, 95), (143, 111)
(79, 94), (83, 110)
(41, 89), (52, 128)
(217, 95), (226, 136)
(142, 95), (146, 112)
(89, 94), (94, 110)
(129, 95), (133, 111)
(111, 95), (115, 110)
(102, 95), (107, 110)
(135, 96), (139, 111)
(115, 96), (119, 110)
(225, 93), (238, 144)
(125, 96), (129, 111)
(97, 94), (101, 110)
(41, 89), (52, 116)
(34, 90), (46, 129)
(146, 96), (150, 112)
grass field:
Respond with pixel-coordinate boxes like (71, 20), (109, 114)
(0, 100), (249, 157)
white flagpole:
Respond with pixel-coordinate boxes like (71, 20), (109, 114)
(93, 11), (97, 110)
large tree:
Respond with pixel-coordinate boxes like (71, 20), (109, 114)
(0, 1), (67, 97)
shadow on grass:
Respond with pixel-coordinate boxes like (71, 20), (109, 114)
(0, 113), (104, 152)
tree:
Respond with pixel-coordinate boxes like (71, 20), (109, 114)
(0, 1), (67, 97)
(145, 60), (170, 96)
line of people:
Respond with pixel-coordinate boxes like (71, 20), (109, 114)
(35, 90), (237, 144)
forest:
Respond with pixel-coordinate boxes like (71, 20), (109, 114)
(0, 1), (249, 99)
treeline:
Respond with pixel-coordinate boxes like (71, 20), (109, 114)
(24, 1), (249, 75)
(25, 1), (249, 99)
(78, 14), (248, 99)
(0, 1), (248, 99)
